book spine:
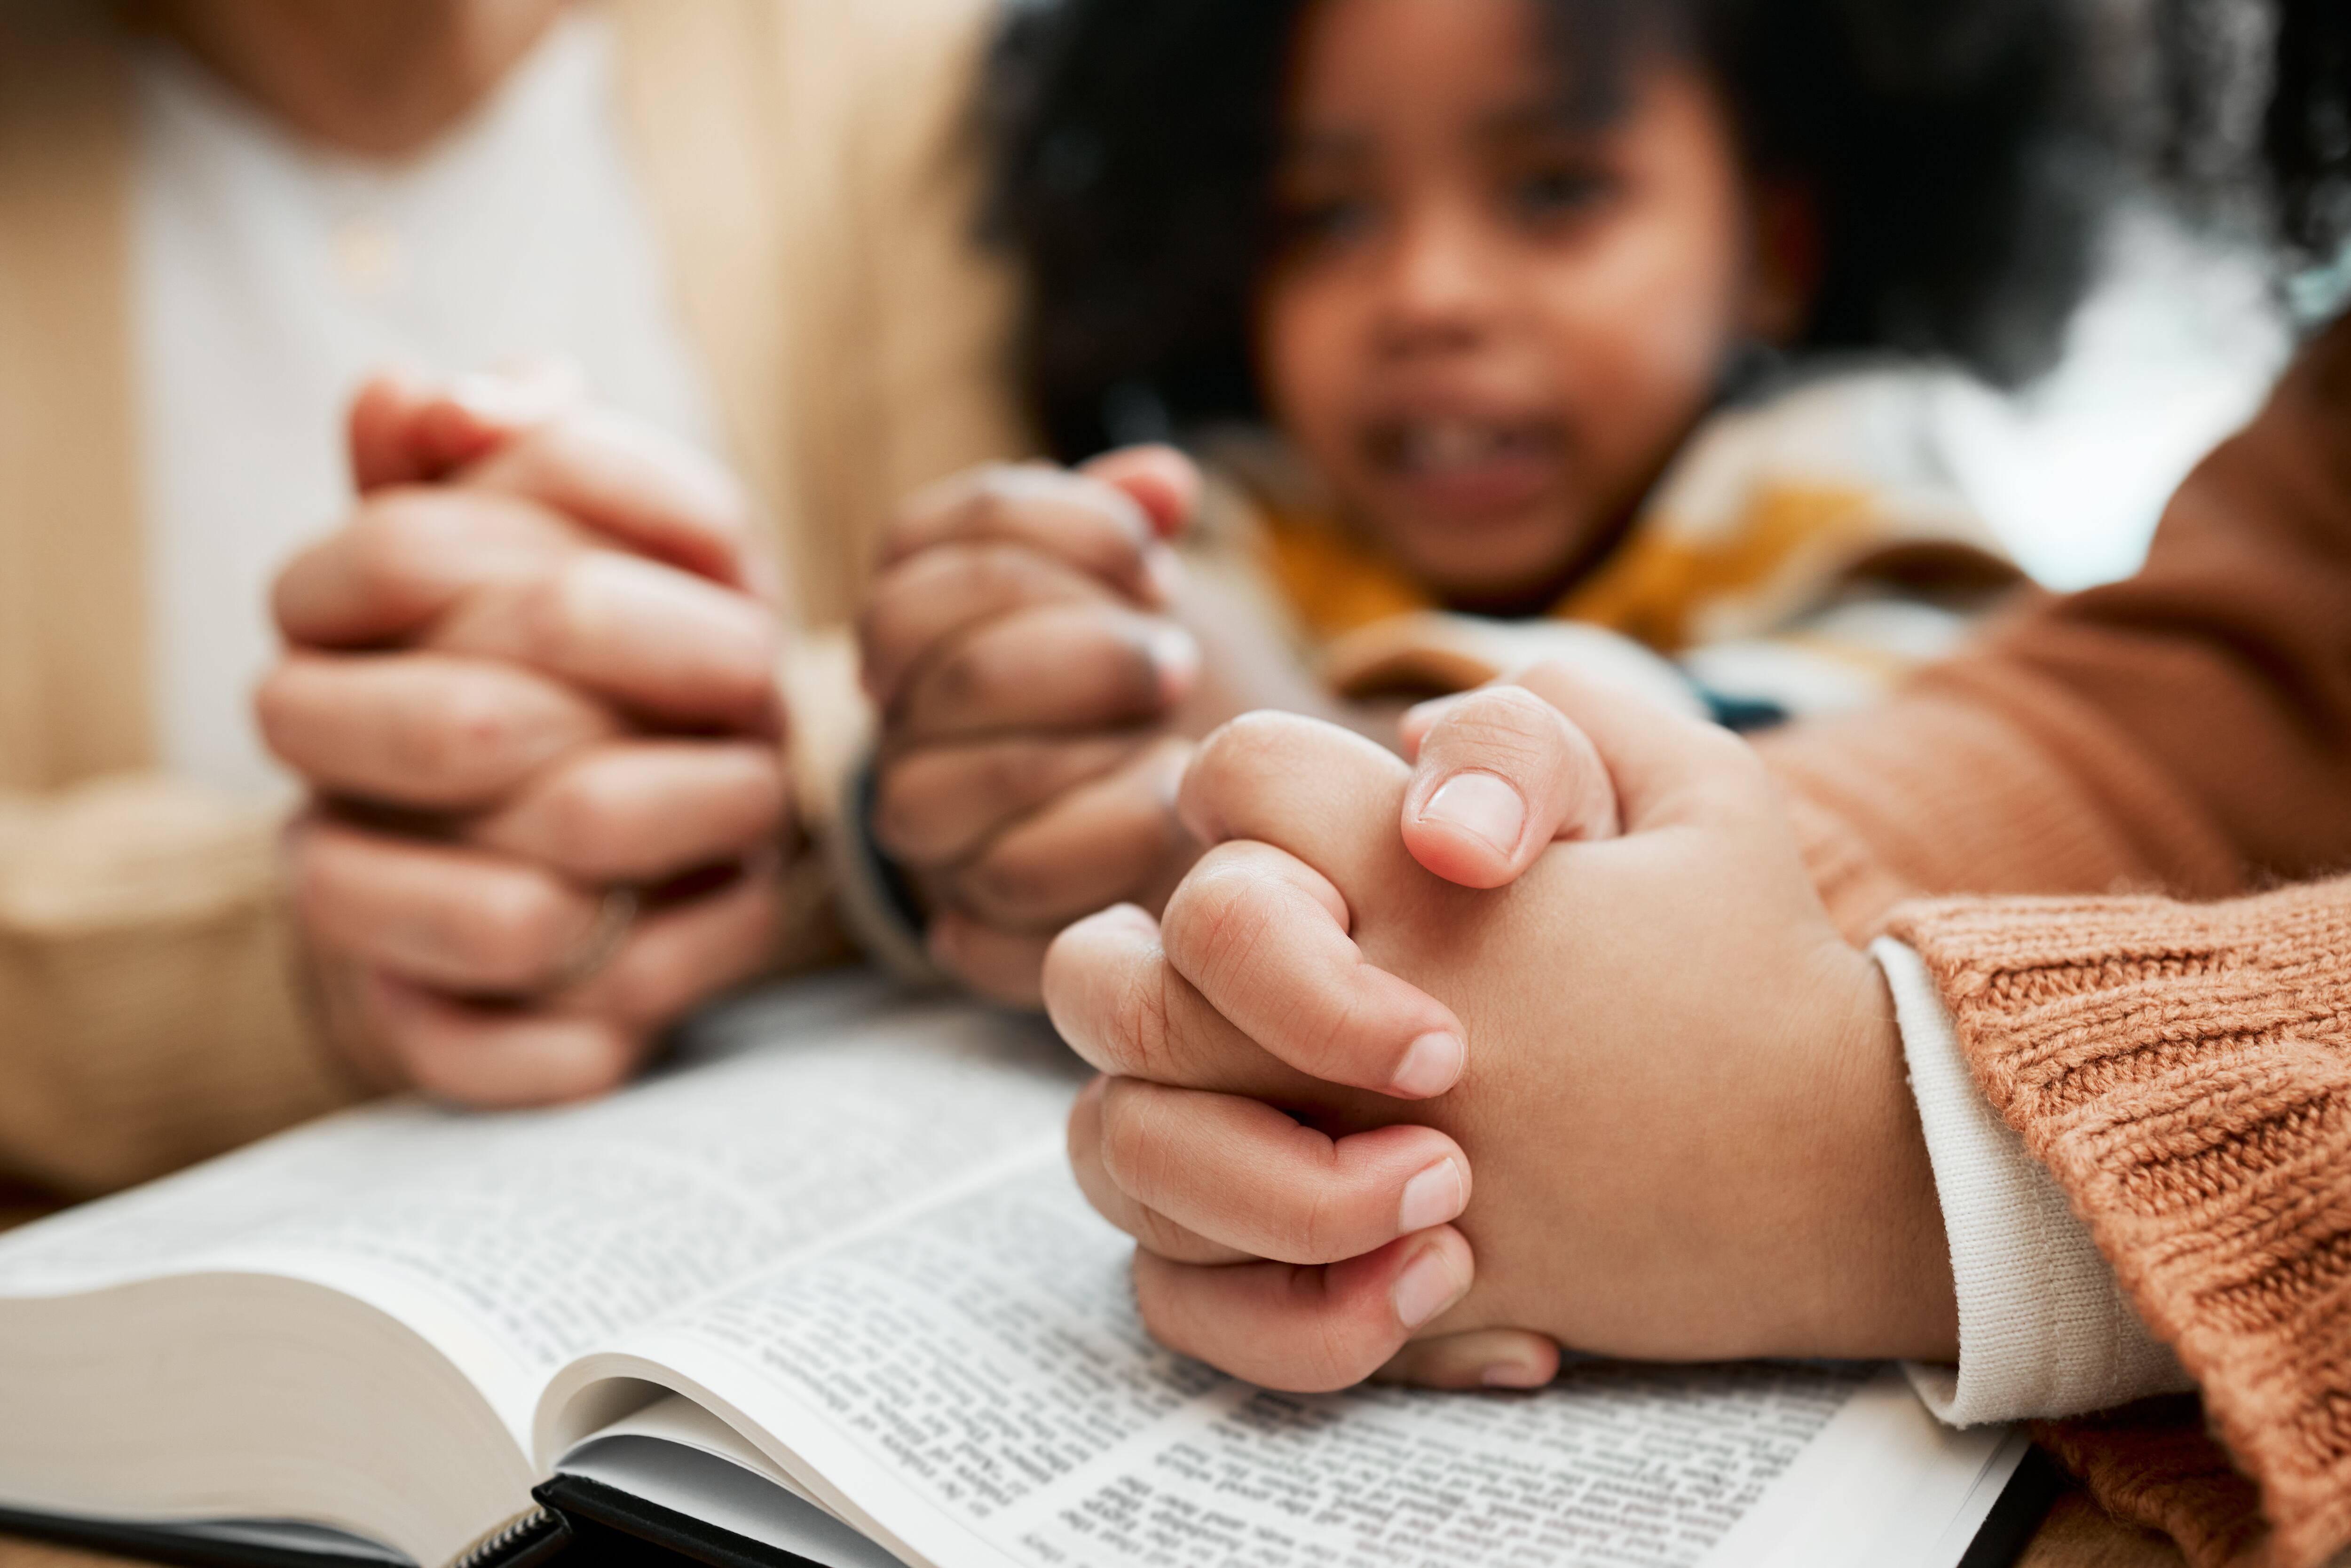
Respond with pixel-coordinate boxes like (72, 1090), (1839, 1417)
(443, 1507), (568, 1568)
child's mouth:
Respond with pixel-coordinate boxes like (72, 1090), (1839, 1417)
(1368, 418), (1562, 512)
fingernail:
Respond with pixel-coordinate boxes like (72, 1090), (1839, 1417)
(449, 370), (566, 426)
(1419, 771), (1527, 857)
(1390, 1031), (1465, 1098)
(1397, 1158), (1466, 1234)
(1148, 624), (1201, 706)
(1142, 544), (1187, 605)
(1144, 742), (1191, 811)
(743, 550), (785, 606)
(1404, 693), (1471, 730)
(1392, 1242), (1469, 1330)
(1480, 1358), (1552, 1390)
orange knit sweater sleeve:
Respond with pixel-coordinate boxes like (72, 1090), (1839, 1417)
(1889, 881), (2351, 1568)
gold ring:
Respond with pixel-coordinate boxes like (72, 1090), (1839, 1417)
(550, 887), (639, 993)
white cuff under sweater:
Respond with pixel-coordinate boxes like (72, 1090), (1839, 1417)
(1872, 938), (2193, 1426)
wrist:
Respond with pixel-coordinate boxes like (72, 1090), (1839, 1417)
(1807, 943), (1960, 1360)
(297, 940), (402, 1094)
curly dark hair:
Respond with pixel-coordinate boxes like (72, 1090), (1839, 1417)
(2155, 0), (2351, 260)
(2264, 1), (2351, 258)
(984, 0), (2099, 461)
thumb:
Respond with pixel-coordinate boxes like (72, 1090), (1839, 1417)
(1373, 1328), (1561, 1391)
(1505, 661), (1765, 833)
(1078, 444), (1200, 541)
(347, 369), (436, 492)
(347, 363), (585, 494)
(412, 362), (587, 478)
(1398, 683), (1620, 889)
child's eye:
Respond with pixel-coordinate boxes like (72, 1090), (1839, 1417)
(1279, 196), (1382, 252)
(1510, 167), (1613, 225)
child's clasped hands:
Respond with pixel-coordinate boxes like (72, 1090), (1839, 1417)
(1043, 668), (1962, 1393)
(847, 0), (2093, 1396)
(857, 449), (1209, 1002)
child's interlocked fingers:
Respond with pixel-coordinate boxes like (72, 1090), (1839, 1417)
(861, 448), (1211, 1003)
(860, 540), (1147, 714)
(873, 733), (1161, 870)
(926, 737), (1196, 932)
(1045, 902), (1310, 1102)
(885, 599), (1199, 743)
(1065, 1074), (1259, 1269)
(1399, 681), (1623, 887)
(1055, 686), (1627, 1101)
(1049, 676), (1962, 1395)
(1048, 827), (1465, 1103)
(1048, 741), (1492, 1390)
(1130, 1230), (1483, 1396)
(1051, 872), (1473, 1300)
(878, 454), (1190, 604)
(1066, 1072), (1469, 1268)
(1106, 1079), (1469, 1266)
(864, 452), (1196, 722)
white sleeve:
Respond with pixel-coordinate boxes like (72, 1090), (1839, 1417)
(1872, 937), (2193, 1425)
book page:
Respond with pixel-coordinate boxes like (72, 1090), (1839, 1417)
(551, 1160), (1995, 1568)
(0, 978), (1084, 1440)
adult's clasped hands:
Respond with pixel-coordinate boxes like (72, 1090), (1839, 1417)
(1046, 666), (1962, 1395)
(261, 370), (794, 1106)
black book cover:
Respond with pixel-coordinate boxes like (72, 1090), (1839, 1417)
(0, 1444), (2068, 1568)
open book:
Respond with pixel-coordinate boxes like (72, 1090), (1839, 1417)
(0, 975), (2041, 1568)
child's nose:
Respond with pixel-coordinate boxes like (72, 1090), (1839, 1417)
(1374, 203), (1507, 348)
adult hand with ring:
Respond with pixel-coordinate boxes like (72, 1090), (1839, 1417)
(261, 370), (794, 1107)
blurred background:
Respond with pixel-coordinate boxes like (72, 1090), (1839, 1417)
(1930, 0), (2305, 589)
(1941, 197), (2285, 589)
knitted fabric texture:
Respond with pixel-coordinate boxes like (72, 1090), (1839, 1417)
(2031, 1396), (2269, 1568)
(1892, 881), (2351, 1568)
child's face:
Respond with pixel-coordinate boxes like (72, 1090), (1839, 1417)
(1258, 0), (1797, 610)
